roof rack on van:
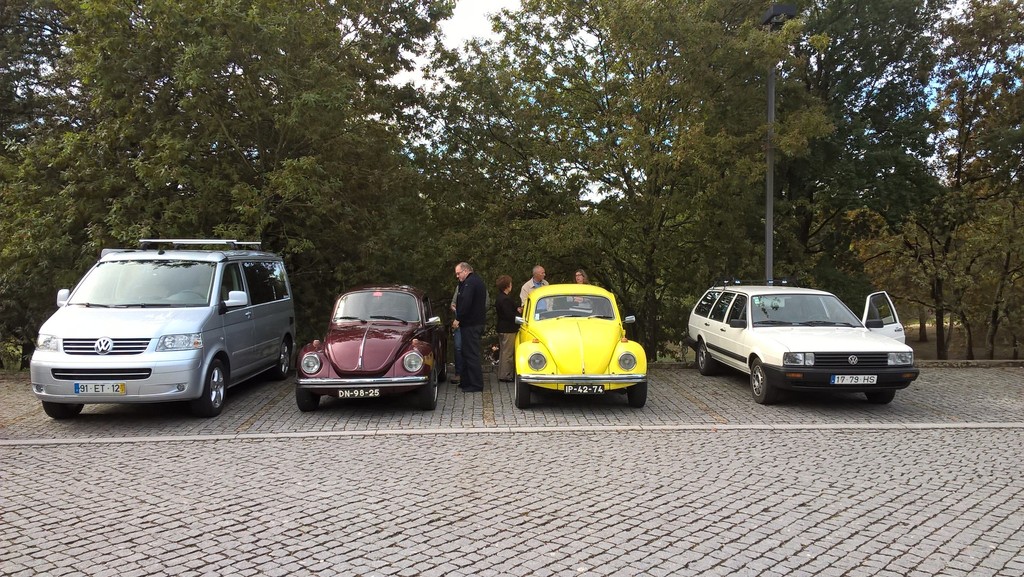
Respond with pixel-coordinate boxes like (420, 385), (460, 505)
(138, 239), (262, 250)
(714, 277), (799, 287)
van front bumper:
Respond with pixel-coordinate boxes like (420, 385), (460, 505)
(30, 351), (205, 404)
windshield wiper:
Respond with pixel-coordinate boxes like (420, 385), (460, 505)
(112, 303), (173, 308)
(334, 316), (366, 323)
(588, 314), (615, 319)
(74, 302), (110, 308)
(370, 315), (408, 324)
(753, 320), (794, 326)
(800, 320), (856, 327)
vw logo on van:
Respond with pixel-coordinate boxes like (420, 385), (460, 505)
(94, 337), (114, 355)
(848, 355), (859, 365)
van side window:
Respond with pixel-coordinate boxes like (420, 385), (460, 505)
(221, 263), (245, 301)
(726, 294), (747, 324)
(242, 261), (290, 305)
(693, 291), (720, 318)
(709, 292), (736, 322)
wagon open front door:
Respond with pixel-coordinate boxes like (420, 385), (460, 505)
(862, 291), (906, 344)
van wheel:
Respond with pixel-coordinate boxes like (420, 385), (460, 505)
(627, 381), (648, 408)
(416, 366), (439, 410)
(42, 401), (84, 420)
(270, 338), (292, 380)
(514, 375), (532, 409)
(697, 339), (719, 376)
(750, 358), (779, 405)
(295, 387), (320, 412)
(191, 359), (227, 418)
(865, 389), (896, 404)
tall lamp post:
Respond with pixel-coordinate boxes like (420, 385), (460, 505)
(761, 3), (796, 284)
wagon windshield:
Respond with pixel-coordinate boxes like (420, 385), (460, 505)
(533, 295), (615, 320)
(750, 294), (861, 327)
(333, 291), (420, 323)
(69, 260), (215, 307)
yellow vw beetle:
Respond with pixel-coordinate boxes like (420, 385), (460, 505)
(514, 284), (648, 408)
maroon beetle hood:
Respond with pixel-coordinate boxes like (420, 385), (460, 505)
(324, 322), (416, 375)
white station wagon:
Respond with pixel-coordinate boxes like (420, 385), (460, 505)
(686, 284), (919, 405)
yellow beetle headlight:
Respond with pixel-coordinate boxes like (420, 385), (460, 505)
(618, 352), (637, 371)
(528, 353), (547, 371)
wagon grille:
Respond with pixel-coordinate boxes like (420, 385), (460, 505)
(51, 368), (153, 381)
(814, 353), (889, 368)
(62, 338), (151, 355)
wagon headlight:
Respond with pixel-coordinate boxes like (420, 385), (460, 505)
(37, 334), (60, 352)
(156, 333), (203, 351)
(403, 351), (424, 372)
(618, 352), (637, 371)
(888, 352), (913, 366)
(783, 352), (815, 366)
(300, 353), (322, 374)
(528, 352), (547, 371)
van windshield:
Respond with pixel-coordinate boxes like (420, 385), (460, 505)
(750, 294), (862, 327)
(69, 260), (216, 307)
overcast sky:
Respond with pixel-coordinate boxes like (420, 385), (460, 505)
(440, 0), (521, 49)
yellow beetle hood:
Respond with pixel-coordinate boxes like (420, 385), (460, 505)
(533, 319), (621, 373)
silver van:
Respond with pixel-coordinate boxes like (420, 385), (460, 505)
(30, 239), (296, 419)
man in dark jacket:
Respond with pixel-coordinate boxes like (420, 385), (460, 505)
(453, 262), (487, 392)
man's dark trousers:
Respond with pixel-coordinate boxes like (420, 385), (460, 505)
(460, 324), (484, 390)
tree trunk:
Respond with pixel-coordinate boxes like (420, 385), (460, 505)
(933, 278), (948, 360)
(918, 309), (928, 342)
(963, 318), (974, 360)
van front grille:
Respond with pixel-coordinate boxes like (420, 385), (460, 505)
(813, 352), (889, 368)
(62, 338), (151, 355)
(51, 368), (153, 381)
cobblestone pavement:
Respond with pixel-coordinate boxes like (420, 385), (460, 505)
(2, 366), (1023, 576)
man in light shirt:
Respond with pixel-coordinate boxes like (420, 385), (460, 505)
(519, 265), (548, 312)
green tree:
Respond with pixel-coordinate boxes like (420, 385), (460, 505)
(422, 0), (830, 353)
(0, 0), (452, 352)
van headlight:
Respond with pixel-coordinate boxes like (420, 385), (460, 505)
(888, 352), (913, 366)
(783, 352), (815, 366)
(618, 352), (637, 371)
(37, 334), (60, 352)
(301, 353), (322, 374)
(156, 333), (203, 351)
(403, 351), (424, 372)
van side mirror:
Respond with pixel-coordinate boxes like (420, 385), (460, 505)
(57, 289), (70, 307)
(219, 290), (249, 314)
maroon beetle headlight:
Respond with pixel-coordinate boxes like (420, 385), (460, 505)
(300, 353), (322, 374)
(403, 351), (424, 372)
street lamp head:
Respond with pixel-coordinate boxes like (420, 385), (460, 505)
(761, 3), (797, 29)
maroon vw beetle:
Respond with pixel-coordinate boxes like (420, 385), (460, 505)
(295, 285), (448, 411)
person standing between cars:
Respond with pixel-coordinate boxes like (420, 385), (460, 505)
(449, 283), (463, 385)
(453, 262), (487, 392)
(574, 269), (589, 284)
(519, 265), (548, 313)
(494, 275), (518, 383)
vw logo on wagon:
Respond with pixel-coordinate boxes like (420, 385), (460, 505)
(94, 337), (114, 355)
(848, 355), (859, 365)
